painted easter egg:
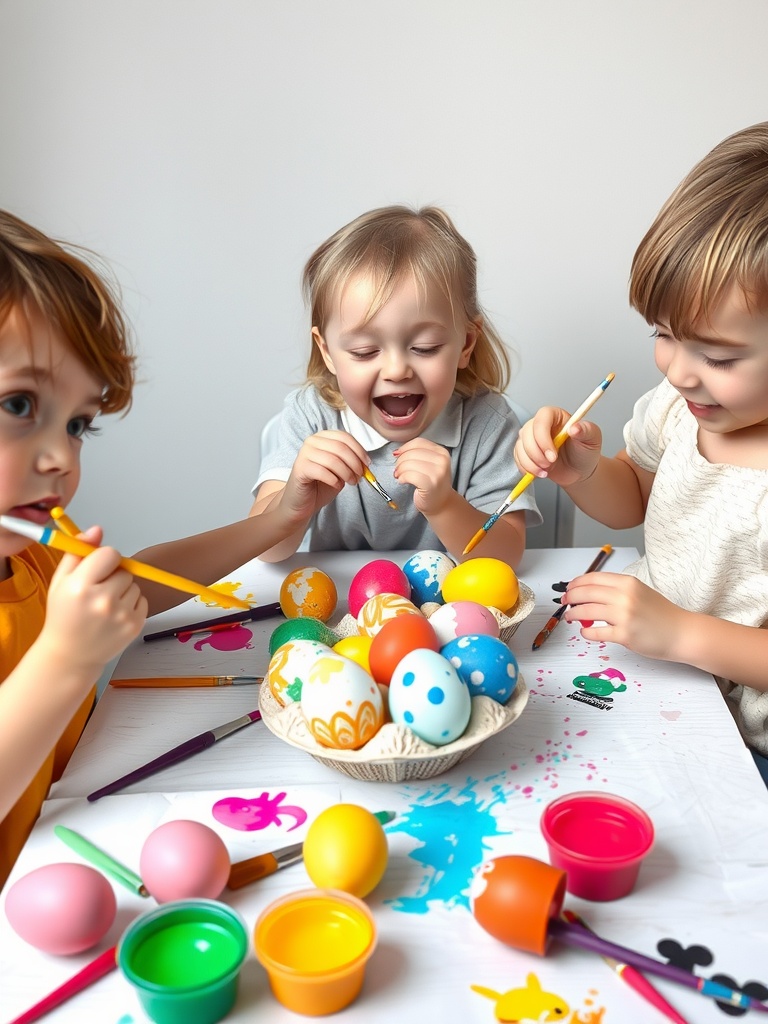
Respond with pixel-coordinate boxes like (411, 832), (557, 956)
(268, 617), (339, 656)
(303, 804), (389, 898)
(348, 559), (410, 618)
(5, 862), (117, 955)
(279, 566), (337, 621)
(357, 592), (422, 637)
(267, 638), (333, 705)
(333, 634), (374, 675)
(442, 558), (519, 613)
(388, 649), (471, 746)
(140, 820), (231, 903)
(427, 600), (500, 645)
(301, 653), (385, 749)
(402, 549), (455, 607)
(368, 613), (440, 685)
(441, 634), (519, 703)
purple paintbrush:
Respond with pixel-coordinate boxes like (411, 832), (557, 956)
(86, 710), (262, 801)
(549, 918), (768, 1013)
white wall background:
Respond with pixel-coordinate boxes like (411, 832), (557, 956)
(1, 0), (767, 556)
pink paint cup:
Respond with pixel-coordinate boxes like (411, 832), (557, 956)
(540, 792), (654, 901)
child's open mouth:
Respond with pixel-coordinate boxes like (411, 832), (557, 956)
(373, 394), (424, 422)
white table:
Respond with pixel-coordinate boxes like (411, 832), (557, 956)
(3, 547), (768, 1024)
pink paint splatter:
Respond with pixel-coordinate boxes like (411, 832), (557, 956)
(212, 791), (307, 831)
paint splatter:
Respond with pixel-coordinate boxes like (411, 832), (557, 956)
(177, 624), (253, 651)
(212, 791), (307, 831)
(385, 778), (508, 914)
(202, 582), (254, 607)
(471, 972), (569, 1021)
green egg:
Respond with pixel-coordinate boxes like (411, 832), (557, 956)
(268, 617), (340, 656)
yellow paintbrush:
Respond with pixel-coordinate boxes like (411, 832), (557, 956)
(463, 372), (615, 555)
(2, 514), (250, 611)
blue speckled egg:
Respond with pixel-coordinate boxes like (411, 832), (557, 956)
(440, 634), (519, 703)
(388, 649), (471, 746)
(402, 550), (456, 607)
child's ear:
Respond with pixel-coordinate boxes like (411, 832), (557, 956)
(312, 327), (336, 374)
(458, 319), (480, 369)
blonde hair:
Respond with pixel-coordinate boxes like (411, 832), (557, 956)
(630, 122), (768, 336)
(0, 209), (135, 414)
(303, 205), (512, 408)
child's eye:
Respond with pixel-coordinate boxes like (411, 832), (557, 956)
(702, 355), (737, 370)
(350, 350), (377, 360)
(67, 416), (101, 439)
(412, 346), (441, 356)
(0, 393), (34, 419)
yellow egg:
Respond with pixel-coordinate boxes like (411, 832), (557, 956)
(303, 804), (389, 898)
(333, 634), (374, 675)
(442, 558), (519, 613)
(279, 566), (338, 621)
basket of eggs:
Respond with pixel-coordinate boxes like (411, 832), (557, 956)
(259, 551), (534, 783)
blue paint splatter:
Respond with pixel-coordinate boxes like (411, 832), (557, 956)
(385, 776), (509, 915)
(116, 1016), (135, 1023)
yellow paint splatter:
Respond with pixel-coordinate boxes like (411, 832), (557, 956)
(202, 582), (253, 606)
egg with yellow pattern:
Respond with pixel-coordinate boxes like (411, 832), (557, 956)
(356, 592), (422, 637)
(301, 653), (384, 749)
(267, 639), (333, 706)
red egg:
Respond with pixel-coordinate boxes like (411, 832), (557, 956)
(348, 560), (410, 618)
(368, 614), (439, 685)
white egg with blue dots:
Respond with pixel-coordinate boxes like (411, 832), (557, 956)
(402, 550), (456, 607)
(440, 634), (519, 703)
(388, 648), (471, 746)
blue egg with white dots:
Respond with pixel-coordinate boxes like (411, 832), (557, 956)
(440, 634), (519, 704)
(388, 648), (471, 746)
(402, 550), (456, 608)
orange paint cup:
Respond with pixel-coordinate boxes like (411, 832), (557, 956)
(254, 889), (377, 1016)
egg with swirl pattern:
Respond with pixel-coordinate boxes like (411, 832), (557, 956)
(301, 653), (385, 749)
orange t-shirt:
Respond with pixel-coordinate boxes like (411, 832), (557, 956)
(0, 546), (95, 886)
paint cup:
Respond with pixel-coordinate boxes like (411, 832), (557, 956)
(254, 888), (377, 1016)
(117, 899), (248, 1024)
(540, 792), (654, 901)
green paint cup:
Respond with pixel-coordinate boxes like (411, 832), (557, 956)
(117, 899), (248, 1024)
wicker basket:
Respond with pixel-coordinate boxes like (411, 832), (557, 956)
(259, 674), (529, 783)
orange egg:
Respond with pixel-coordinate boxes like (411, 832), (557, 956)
(279, 567), (338, 622)
(368, 614), (439, 685)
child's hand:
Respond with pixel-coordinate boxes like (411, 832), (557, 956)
(393, 438), (452, 515)
(282, 430), (369, 521)
(563, 571), (687, 661)
(40, 526), (147, 676)
(514, 406), (603, 487)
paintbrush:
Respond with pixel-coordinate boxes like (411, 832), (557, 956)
(142, 601), (283, 642)
(463, 372), (615, 554)
(362, 467), (398, 509)
(54, 825), (149, 897)
(87, 709), (262, 801)
(7, 945), (117, 1024)
(532, 544), (613, 649)
(0, 515), (250, 611)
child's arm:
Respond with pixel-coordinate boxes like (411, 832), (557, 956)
(0, 529), (146, 822)
(134, 484), (317, 613)
(393, 437), (526, 568)
(563, 571), (768, 692)
(248, 430), (370, 562)
(514, 406), (654, 529)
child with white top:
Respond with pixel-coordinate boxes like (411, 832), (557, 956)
(514, 122), (768, 781)
(249, 205), (540, 566)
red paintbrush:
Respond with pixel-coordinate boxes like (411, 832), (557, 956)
(8, 945), (117, 1024)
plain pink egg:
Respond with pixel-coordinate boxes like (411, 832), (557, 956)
(348, 559), (410, 618)
(139, 820), (231, 903)
(5, 862), (116, 955)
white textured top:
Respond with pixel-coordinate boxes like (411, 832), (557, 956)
(623, 378), (768, 754)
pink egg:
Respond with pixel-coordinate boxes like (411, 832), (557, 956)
(348, 559), (410, 618)
(139, 820), (231, 903)
(427, 601), (500, 645)
(5, 862), (116, 955)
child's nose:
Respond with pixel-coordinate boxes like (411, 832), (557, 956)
(665, 346), (699, 389)
(382, 350), (413, 381)
(36, 431), (78, 475)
